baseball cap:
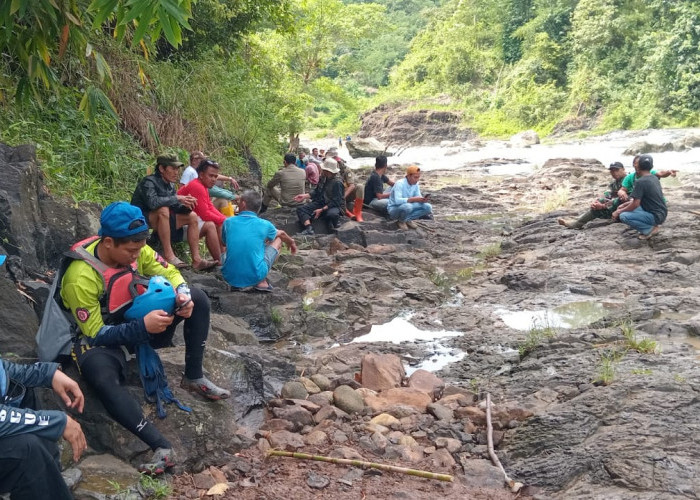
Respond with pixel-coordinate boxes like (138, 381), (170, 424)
(406, 165), (420, 175)
(608, 162), (624, 170)
(98, 202), (149, 238)
(156, 154), (184, 168)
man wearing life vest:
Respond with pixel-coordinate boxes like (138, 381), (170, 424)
(59, 202), (230, 474)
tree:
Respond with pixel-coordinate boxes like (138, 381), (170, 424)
(0, 0), (193, 114)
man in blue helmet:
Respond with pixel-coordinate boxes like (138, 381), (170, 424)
(58, 201), (230, 474)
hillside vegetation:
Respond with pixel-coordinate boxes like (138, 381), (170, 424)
(1, 0), (698, 204)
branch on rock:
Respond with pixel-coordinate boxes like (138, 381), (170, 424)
(267, 450), (454, 482)
(486, 393), (524, 493)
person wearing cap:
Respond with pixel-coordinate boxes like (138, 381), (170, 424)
(558, 161), (627, 229)
(364, 155), (395, 215)
(221, 191), (297, 292)
(613, 154), (668, 239)
(617, 154), (677, 203)
(131, 153), (219, 270)
(387, 165), (432, 230)
(0, 356), (86, 499)
(260, 153), (307, 213)
(294, 157), (345, 235)
(177, 159), (227, 263)
(327, 147), (365, 222)
(59, 202), (230, 475)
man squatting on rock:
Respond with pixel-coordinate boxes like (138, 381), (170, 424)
(60, 202), (230, 474)
(0, 357), (87, 499)
(558, 161), (627, 229)
(613, 154), (668, 239)
(295, 157), (346, 235)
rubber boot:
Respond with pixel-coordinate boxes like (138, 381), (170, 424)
(559, 210), (596, 229)
(353, 199), (363, 222)
(345, 208), (355, 220)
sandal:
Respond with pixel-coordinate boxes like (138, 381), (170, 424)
(193, 259), (218, 271)
(639, 226), (660, 240)
(254, 282), (274, 293)
(166, 256), (189, 269)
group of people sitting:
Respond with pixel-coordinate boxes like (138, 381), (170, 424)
(262, 150), (434, 234)
(558, 154), (673, 239)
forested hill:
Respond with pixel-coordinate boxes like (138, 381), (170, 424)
(387, 0), (700, 136)
(0, 0), (698, 205)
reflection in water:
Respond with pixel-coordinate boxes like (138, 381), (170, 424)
(352, 314), (465, 374)
(497, 301), (617, 331)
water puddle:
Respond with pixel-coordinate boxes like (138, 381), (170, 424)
(497, 301), (619, 330)
(352, 314), (465, 373)
(659, 335), (700, 359)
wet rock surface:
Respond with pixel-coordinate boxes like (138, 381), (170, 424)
(2, 139), (700, 498)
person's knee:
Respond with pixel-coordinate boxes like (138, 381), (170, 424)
(190, 286), (210, 313)
(200, 220), (215, 236)
(619, 212), (631, 223)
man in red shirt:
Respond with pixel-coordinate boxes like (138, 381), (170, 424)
(177, 159), (226, 266)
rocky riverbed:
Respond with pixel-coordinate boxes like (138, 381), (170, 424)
(2, 140), (700, 499)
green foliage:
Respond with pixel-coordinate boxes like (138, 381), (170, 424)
(620, 321), (659, 354)
(138, 473), (172, 499)
(518, 317), (558, 357)
(0, 89), (151, 204)
(477, 242), (502, 260)
(594, 350), (621, 386)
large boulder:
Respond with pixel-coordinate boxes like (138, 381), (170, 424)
(510, 130), (540, 147)
(0, 143), (100, 272)
(345, 137), (392, 159)
(360, 353), (405, 391)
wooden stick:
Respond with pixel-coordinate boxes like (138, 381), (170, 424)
(267, 450), (454, 482)
(486, 393), (524, 493)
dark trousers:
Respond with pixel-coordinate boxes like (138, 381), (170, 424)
(297, 202), (341, 228)
(0, 434), (72, 499)
(75, 287), (210, 450)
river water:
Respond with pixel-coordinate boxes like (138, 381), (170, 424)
(333, 128), (700, 174)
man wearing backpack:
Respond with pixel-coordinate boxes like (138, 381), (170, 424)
(58, 201), (230, 474)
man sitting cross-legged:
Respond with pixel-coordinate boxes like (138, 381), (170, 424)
(221, 191), (297, 292)
(131, 154), (218, 270)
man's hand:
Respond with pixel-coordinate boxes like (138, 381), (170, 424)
(63, 415), (87, 462)
(293, 193), (310, 203)
(612, 210), (620, 220)
(287, 240), (298, 255)
(617, 189), (629, 202)
(177, 194), (197, 210)
(52, 370), (84, 413)
(229, 178), (240, 190)
(590, 201), (606, 210)
(313, 208), (324, 219)
(174, 293), (194, 318)
(143, 310), (174, 333)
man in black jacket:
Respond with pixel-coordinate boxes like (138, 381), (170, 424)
(131, 154), (218, 270)
(0, 357), (87, 499)
(294, 158), (345, 235)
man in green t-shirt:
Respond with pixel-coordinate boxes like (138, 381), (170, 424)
(617, 155), (677, 202)
(558, 162), (627, 229)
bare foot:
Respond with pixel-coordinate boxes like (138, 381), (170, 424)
(557, 218), (570, 228)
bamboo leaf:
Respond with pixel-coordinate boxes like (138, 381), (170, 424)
(131, 17), (151, 46)
(93, 50), (113, 85)
(158, 6), (177, 46)
(90, 0), (118, 27)
(10, 0), (21, 15)
(119, 0), (154, 26)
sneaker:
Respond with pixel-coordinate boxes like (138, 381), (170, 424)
(180, 376), (231, 401)
(406, 220), (418, 229)
(396, 221), (408, 230)
(138, 447), (175, 475)
(300, 226), (315, 235)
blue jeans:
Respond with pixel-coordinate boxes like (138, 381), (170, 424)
(388, 202), (433, 222)
(619, 206), (656, 235)
(369, 198), (389, 214)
